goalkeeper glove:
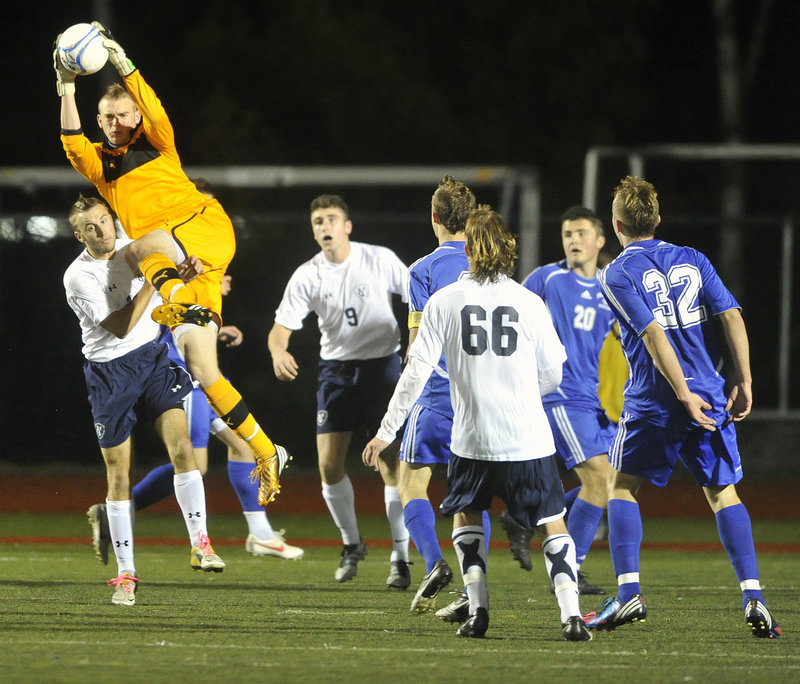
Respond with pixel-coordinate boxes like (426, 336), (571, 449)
(91, 21), (136, 77)
(52, 38), (76, 97)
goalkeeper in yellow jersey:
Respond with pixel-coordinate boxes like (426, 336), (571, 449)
(53, 22), (287, 504)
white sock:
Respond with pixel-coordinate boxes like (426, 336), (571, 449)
(174, 470), (207, 547)
(106, 498), (135, 576)
(243, 510), (275, 540)
(452, 525), (489, 611)
(542, 533), (581, 623)
(385, 485), (409, 562)
(322, 475), (360, 545)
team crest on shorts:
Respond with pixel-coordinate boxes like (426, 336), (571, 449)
(317, 410), (328, 427)
(94, 422), (106, 440)
(354, 284), (369, 299)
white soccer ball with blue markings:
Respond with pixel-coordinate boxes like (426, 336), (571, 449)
(57, 23), (109, 75)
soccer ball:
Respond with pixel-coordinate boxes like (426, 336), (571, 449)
(57, 23), (109, 75)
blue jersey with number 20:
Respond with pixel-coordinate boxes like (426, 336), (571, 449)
(598, 239), (739, 426)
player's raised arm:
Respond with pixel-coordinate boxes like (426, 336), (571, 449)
(53, 41), (81, 129)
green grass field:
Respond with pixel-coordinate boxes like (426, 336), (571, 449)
(1, 513), (797, 683)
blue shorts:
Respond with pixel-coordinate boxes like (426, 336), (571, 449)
(610, 412), (743, 488)
(83, 341), (192, 448)
(184, 385), (216, 449)
(399, 404), (452, 465)
(547, 404), (615, 470)
(440, 454), (565, 528)
(316, 354), (402, 436)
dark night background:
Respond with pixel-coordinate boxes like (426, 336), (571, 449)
(2, 1), (800, 475)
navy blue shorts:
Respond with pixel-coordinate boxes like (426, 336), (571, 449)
(83, 341), (192, 448)
(440, 454), (565, 528)
(316, 354), (402, 436)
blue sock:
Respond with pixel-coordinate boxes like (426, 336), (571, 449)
(568, 498), (603, 566)
(716, 503), (763, 609)
(607, 498), (642, 602)
(482, 509), (491, 565)
(228, 460), (260, 511)
(563, 486), (581, 515)
(404, 499), (442, 573)
(132, 463), (175, 511)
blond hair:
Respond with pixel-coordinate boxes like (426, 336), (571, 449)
(98, 83), (134, 111)
(68, 194), (111, 229)
(432, 175), (476, 235)
(612, 176), (660, 237)
(465, 205), (517, 283)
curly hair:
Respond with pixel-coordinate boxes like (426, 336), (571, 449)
(612, 176), (660, 237)
(465, 205), (517, 283)
(432, 175), (476, 235)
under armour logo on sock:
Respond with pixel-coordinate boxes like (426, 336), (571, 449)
(115, 540), (130, 548)
(187, 512), (203, 518)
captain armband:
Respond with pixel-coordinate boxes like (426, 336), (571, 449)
(408, 311), (422, 330)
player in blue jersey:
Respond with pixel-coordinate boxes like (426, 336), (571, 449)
(586, 176), (780, 638)
(399, 176), (483, 615)
(501, 207), (615, 595)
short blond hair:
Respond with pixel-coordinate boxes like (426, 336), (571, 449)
(68, 194), (111, 229)
(612, 175), (660, 237)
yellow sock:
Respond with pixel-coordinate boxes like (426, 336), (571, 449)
(140, 253), (195, 304)
(204, 377), (276, 459)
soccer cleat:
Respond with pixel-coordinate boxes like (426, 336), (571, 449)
(745, 599), (782, 639)
(251, 444), (292, 506)
(190, 533), (226, 572)
(334, 539), (368, 582)
(550, 570), (606, 596)
(456, 607), (489, 638)
(386, 560), (412, 590)
(499, 509), (533, 571)
(108, 573), (138, 606)
(435, 591), (471, 623)
(409, 559), (454, 614)
(245, 531), (304, 559)
(87, 503), (111, 565)
(563, 616), (593, 641)
(151, 302), (213, 327)
(585, 594), (647, 631)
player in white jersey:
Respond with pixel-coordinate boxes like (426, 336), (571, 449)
(268, 194), (411, 586)
(500, 206), (615, 595)
(586, 176), (780, 639)
(364, 206), (592, 642)
(63, 195), (225, 605)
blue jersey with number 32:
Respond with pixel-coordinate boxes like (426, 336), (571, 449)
(598, 239), (739, 426)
